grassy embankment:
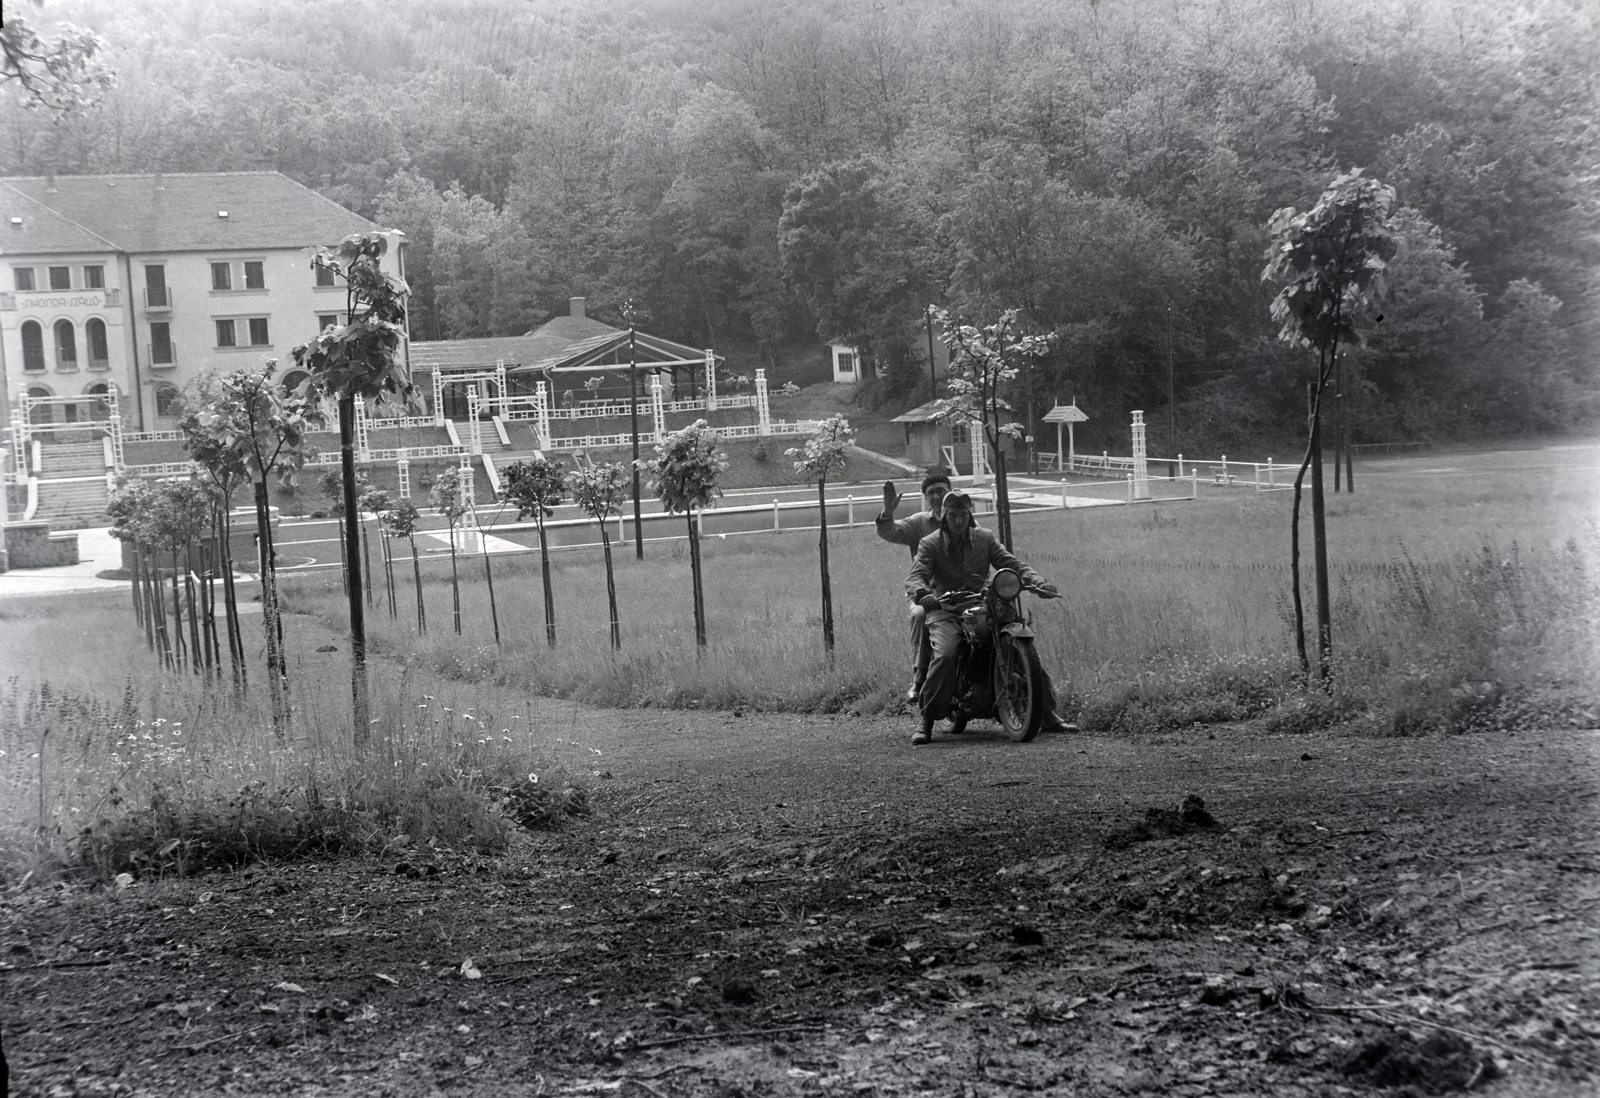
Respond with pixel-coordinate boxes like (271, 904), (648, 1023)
(2, 453), (1594, 881)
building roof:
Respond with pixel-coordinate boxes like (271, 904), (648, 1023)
(1041, 402), (1088, 423)
(0, 172), (383, 255)
(410, 316), (719, 376)
(891, 400), (948, 424)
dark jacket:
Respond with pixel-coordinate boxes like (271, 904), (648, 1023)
(907, 526), (1046, 604)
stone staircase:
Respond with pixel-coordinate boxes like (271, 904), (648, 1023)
(30, 441), (111, 528)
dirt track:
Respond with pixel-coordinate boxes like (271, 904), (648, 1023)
(3, 704), (1598, 1097)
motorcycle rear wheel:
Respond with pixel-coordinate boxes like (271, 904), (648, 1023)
(994, 636), (1045, 742)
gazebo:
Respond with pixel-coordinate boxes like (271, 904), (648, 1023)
(1041, 401), (1089, 472)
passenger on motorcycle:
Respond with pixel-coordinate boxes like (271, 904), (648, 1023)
(906, 490), (1061, 745)
(875, 472), (953, 702)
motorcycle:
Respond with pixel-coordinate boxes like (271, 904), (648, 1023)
(936, 567), (1051, 742)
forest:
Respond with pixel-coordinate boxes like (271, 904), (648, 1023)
(5, 0), (1596, 449)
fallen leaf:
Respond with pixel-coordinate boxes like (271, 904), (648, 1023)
(274, 982), (306, 994)
(374, 972), (399, 986)
(459, 958), (482, 980)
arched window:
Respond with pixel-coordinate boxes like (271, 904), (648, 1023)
(85, 318), (109, 365)
(85, 382), (113, 420)
(20, 320), (45, 372)
(154, 384), (181, 418)
(27, 385), (54, 424)
(54, 319), (77, 367)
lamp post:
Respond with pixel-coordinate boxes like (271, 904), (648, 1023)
(625, 301), (644, 560)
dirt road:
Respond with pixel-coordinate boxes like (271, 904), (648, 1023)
(3, 704), (1598, 1097)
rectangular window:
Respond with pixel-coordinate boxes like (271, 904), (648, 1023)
(84, 265), (104, 289)
(150, 322), (173, 364)
(317, 313), (339, 332)
(315, 265), (336, 287)
(49, 266), (71, 290)
(211, 262), (232, 291)
(216, 318), (237, 347)
(13, 268), (34, 291)
(248, 318), (270, 346)
(244, 261), (265, 289)
(144, 264), (168, 307)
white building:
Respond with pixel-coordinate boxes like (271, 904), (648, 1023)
(0, 172), (403, 432)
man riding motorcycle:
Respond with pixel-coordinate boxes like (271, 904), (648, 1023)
(906, 490), (1062, 745)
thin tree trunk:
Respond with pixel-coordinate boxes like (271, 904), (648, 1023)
(600, 522), (620, 650)
(336, 513), (348, 595)
(818, 478), (834, 653)
(687, 510), (706, 648)
(409, 534), (427, 634)
(537, 516), (555, 648)
(1309, 382), (1333, 687)
(183, 548), (202, 674)
(130, 540), (143, 628)
(170, 550), (187, 671)
(448, 530), (461, 635)
(338, 394), (370, 745)
(255, 477), (288, 737)
(219, 507), (245, 689)
(481, 523), (500, 646)
(361, 510), (374, 608)
(382, 532), (397, 619)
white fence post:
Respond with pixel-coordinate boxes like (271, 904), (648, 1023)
(773, 499), (780, 531)
(1060, 482), (1068, 509)
(847, 493), (854, 526)
(1126, 473), (1134, 503)
(1178, 453), (1184, 478)
(1191, 471), (1198, 499)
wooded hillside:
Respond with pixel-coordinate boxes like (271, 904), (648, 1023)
(9, 0), (1596, 446)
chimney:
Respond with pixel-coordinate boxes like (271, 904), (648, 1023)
(569, 296), (585, 320)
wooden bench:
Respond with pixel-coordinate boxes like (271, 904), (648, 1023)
(1211, 468), (1236, 485)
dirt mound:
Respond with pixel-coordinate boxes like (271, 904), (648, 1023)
(1341, 1030), (1500, 1093)
(1103, 793), (1220, 848)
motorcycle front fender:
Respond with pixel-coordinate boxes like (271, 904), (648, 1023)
(999, 622), (1034, 640)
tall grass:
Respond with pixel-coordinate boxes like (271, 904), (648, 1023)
(0, 599), (583, 883)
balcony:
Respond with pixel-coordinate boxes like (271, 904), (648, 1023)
(148, 344), (176, 367)
(144, 286), (172, 311)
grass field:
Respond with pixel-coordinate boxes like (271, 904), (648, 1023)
(2, 444), (1595, 880)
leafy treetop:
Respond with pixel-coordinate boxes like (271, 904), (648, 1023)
(429, 465), (472, 524)
(1262, 169), (1400, 357)
(786, 414), (854, 481)
(932, 308), (1054, 441)
(645, 419), (728, 514)
(501, 457), (566, 521)
(565, 462), (629, 522)
(179, 364), (323, 486)
(293, 232), (419, 409)
(379, 498), (421, 540)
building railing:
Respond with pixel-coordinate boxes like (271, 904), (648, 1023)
(148, 344), (176, 366)
(144, 287), (172, 310)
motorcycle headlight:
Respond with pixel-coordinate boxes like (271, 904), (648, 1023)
(992, 569), (1023, 599)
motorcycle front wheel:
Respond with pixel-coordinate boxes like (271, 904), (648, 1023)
(994, 635), (1045, 742)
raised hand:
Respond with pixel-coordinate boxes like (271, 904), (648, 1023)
(882, 479), (903, 516)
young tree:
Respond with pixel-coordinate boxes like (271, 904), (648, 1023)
(1262, 168), (1399, 684)
(644, 419), (727, 648)
(501, 457), (566, 648)
(294, 229), (416, 744)
(565, 462), (630, 650)
(180, 364), (321, 734)
(380, 499), (426, 634)
(361, 486), (396, 619)
(932, 308), (1054, 549)
(429, 465), (471, 636)
(787, 414), (854, 653)
(1, 14), (112, 113)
